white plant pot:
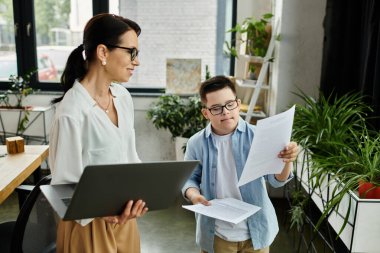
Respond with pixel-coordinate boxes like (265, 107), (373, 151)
(326, 178), (380, 252)
(175, 137), (189, 161)
(296, 159), (380, 252)
(295, 149), (329, 212)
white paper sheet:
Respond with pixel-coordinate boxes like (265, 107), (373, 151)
(237, 105), (295, 187)
(182, 198), (261, 224)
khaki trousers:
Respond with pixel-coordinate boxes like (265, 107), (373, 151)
(201, 236), (270, 253)
(56, 218), (140, 253)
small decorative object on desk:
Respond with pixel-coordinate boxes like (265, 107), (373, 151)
(6, 136), (25, 154)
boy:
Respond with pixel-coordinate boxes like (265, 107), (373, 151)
(182, 76), (298, 253)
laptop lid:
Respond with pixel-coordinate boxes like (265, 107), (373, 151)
(40, 184), (75, 219)
(41, 160), (199, 220)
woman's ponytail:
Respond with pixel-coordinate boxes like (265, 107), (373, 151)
(51, 44), (87, 104)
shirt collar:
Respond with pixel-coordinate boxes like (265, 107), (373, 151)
(73, 80), (96, 107)
(73, 80), (118, 107)
(109, 83), (117, 97)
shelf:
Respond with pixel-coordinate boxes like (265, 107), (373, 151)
(234, 20), (278, 123)
(237, 54), (264, 63)
(239, 110), (266, 118)
(236, 79), (269, 89)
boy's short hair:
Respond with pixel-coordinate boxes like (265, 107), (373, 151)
(199, 76), (237, 104)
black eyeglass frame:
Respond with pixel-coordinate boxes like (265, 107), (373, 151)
(206, 97), (239, 116)
(105, 44), (139, 61)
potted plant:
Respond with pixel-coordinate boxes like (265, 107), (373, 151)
(289, 89), (380, 251)
(0, 70), (37, 132)
(312, 127), (380, 234)
(147, 94), (208, 160)
(290, 90), (371, 234)
(225, 13), (273, 58)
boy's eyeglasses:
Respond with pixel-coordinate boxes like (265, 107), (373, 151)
(207, 98), (239, 116)
(105, 44), (139, 61)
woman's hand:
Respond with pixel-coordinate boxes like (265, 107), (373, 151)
(103, 199), (148, 225)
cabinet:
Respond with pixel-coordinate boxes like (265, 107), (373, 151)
(234, 23), (277, 123)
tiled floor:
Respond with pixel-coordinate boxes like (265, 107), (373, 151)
(0, 192), (19, 222)
(0, 192), (295, 253)
(138, 197), (295, 253)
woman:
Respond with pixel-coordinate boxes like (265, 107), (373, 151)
(49, 14), (147, 253)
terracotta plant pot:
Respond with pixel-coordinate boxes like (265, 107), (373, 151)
(358, 181), (380, 199)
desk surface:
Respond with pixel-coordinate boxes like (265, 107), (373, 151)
(0, 145), (49, 204)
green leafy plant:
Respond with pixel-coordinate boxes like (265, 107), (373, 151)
(248, 64), (257, 80)
(8, 70), (36, 108)
(291, 89), (373, 237)
(205, 65), (211, 80)
(292, 90), (370, 161)
(312, 127), (380, 236)
(289, 189), (308, 232)
(225, 13), (273, 57)
(147, 94), (208, 139)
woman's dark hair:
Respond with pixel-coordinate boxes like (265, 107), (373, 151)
(199, 75), (236, 104)
(52, 13), (141, 103)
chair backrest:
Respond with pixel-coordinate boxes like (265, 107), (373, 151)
(11, 175), (56, 253)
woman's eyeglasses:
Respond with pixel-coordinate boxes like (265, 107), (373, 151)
(105, 44), (139, 61)
(206, 98), (239, 116)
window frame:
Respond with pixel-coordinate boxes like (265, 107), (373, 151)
(1, 0), (237, 93)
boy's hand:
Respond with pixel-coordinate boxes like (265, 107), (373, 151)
(278, 141), (298, 163)
(186, 187), (211, 206)
(190, 194), (211, 206)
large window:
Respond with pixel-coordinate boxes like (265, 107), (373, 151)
(0, 0), (234, 91)
(0, 0), (16, 81)
(35, 0), (91, 83)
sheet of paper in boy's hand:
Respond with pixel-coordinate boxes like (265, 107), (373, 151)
(182, 198), (261, 224)
(238, 105), (295, 187)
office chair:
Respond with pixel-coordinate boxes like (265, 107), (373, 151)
(0, 175), (57, 253)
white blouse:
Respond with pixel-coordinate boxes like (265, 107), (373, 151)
(49, 81), (141, 226)
(49, 80), (140, 184)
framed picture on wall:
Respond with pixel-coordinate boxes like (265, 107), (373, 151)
(166, 59), (201, 94)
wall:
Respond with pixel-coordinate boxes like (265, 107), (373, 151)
(272, 0), (326, 113)
(237, 0), (271, 23)
(133, 97), (176, 161)
(119, 0), (218, 88)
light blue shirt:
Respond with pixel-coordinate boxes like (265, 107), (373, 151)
(182, 118), (293, 252)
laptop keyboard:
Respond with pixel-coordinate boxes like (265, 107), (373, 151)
(62, 198), (72, 207)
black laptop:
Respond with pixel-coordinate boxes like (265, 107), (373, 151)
(40, 160), (198, 220)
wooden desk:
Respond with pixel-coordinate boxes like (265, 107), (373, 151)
(0, 145), (49, 204)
